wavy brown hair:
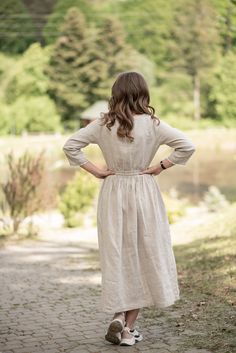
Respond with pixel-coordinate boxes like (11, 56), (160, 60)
(100, 71), (160, 142)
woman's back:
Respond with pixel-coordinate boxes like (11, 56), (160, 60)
(98, 114), (159, 173)
(62, 71), (196, 322)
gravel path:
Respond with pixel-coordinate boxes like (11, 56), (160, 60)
(0, 233), (213, 353)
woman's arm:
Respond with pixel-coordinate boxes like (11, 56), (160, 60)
(157, 119), (196, 165)
(78, 160), (115, 179)
(62, 119), (115, 179)
(140, 119), (196, 175)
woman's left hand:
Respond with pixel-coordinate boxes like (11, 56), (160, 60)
(139, 165), (163, 176)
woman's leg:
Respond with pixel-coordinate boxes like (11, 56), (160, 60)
(125, 308), (140, 329)
(112, 311), (126, 322)
(122, 308), (140, 339)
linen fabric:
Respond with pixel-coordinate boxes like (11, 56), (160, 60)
(63, 114), (196, 313)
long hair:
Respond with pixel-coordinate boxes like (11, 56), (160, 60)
(100, 71), (160, 142)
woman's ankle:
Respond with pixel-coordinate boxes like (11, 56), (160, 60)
(113, 311), (125, 321)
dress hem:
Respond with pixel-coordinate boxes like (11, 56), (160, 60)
(100, 296), (180, 314)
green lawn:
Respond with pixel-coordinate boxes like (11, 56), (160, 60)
(143, 202), (236, 353)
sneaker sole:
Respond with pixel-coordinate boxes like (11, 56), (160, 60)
(120, 341), (136, 346)
(105, 331), (121, 345)
(105, 320), (123, 345)
(108, 320), (123, 334)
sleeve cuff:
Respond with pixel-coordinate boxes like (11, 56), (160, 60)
(166, 157), (176, 165)
(79, 160), (89, 166)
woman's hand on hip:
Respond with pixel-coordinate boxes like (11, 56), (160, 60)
(80, 161), (115, 179)
(96, 168), (116, 179)
(139, 165), (163, 176)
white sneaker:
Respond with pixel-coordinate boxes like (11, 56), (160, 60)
(120, 326), (136, 346)
(130, 327), (143, 342)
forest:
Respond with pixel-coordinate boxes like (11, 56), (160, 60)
(0, 0), (236, 133)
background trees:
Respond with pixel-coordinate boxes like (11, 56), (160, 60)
(0, 0), (236, 134)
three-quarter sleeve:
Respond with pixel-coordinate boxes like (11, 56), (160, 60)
(62, 118), (101, 166)
(156, 119), (196, 166)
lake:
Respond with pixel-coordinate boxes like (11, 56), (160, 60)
(1, 128), (236, 208)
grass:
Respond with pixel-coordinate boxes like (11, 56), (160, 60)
(143, 202), (236, 353)
(171, 232), (236, 352)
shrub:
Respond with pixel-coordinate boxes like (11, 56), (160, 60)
(162, 187), (189, 224)
(59, 169), (99, 227)
(0, 150), (45, 234)
(201, 185), (230, 212)
(0, 96), (62, 135)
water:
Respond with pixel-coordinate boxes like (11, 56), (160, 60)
(1, 129), (236, 208)
(57, 132), (236, 205)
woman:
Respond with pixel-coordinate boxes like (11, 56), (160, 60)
(63, 71), (196, 346)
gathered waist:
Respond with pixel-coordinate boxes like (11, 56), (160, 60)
(110, 169), (151, 176)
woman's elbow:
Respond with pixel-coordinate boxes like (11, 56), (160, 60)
(190, 143), (196, 153)
(62, 140), (71, 152)
(186, 140), (196, 153)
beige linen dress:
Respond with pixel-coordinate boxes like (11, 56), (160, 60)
(63, 113), (196, 314)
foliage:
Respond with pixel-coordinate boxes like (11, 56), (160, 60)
(201, 185), (230, 212)
(208, 52), (236, 120)
(169, 0), (220, 120)
(84, 17), (136, 100)
(0, 43), (61, 135)
(169, 0), (220, 77)
(0, 0), (236, 128)
(46, 8), (93, 126)
(107, 0), (175, 80)
(162, 187), (189, 224)
(43, 0), (95, 44)
(0, 0), (36, 54)
(212, 0), (236, 55)
(58, 169), (99, 227)
(4, 43), (51, 103)
(150, 72), (194, 119)
(0, 96), (61, 135)
(0, 150), (45, 233)
(46, 8), (135, 127)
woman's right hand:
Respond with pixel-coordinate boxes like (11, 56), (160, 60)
(80, 161), (115, 179)
(95, 168), (116, 179)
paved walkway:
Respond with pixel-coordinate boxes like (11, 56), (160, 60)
(0, 233), (212, 353)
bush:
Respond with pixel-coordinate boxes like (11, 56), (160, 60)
(59, 169), (99, 227)
(162, 187), (189, 224)
(0, 96), (62, 135)
(0, 150), (45, 234)
(4, 43), (51, 103)
(201, 185), (230, 212)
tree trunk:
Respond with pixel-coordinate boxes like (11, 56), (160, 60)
(193, 73), (201, 121)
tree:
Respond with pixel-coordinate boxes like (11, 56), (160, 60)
(0, 43), (61, 135)
(46, 8), (137, 127)
(43, 0), (95, 44)
(208, 52), (236, 121)
(46, 7), (92, 127)
(85, 17), (135, 101)
(169, 0), (220, 120)
(0, 0), (36, 54)
(4, 43), (51, 103)
(105, 0), (175, 82)
(212, 0), (236, 55)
